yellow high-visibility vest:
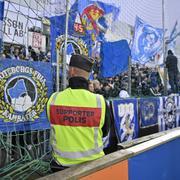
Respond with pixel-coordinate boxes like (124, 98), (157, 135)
(47, 88), (106, 166)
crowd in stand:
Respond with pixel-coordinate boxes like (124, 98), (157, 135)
(1, 46), (179, 98)
(0, 44), (51, 62)
(88, 62), (166, 99)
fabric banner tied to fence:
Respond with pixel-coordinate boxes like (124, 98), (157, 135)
(112, 99), (139, 143)
(158, 96), (180, 131)
(0, 59), (53, 132)
(139, 97), (158, 128)
(0, 0), (4, 53)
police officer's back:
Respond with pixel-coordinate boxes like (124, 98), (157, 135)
(47, 54), (111, 169)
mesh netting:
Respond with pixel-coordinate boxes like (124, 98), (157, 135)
(0, 0), (180, 179)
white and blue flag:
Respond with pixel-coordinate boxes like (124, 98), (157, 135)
(0, 0), (4, 53)
(166, 20), (180, 51)
(131, 16), (163, 64)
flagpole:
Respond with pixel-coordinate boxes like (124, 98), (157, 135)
(162, 0), (168, 95)
(128, 57), (132, 96)
(62, 0), (70, 90)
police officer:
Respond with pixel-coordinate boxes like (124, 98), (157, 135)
(47, 54), (111, 171)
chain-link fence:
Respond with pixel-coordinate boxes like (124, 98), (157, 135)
(0, 0), (180, 179)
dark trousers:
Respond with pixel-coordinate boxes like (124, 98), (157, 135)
(50, 159), (69, 172)
(168, 71), (178, 93)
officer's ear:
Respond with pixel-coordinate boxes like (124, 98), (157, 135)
(68, 67), (75, 78)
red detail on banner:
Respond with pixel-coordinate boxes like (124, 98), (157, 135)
(74, 23), (85, 34)
(32, 32), (42, 48)
(50, 105), (101, 127)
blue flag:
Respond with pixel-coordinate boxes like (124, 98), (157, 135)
(100, 39), (130, 78)
(0, 59), (54, 132)
(112, 98), (139, 143)
(50, 1), (78, 62)
(166, 21), (180, 50)
(131, 16), (163, 64)
(0, 0), (4, 53)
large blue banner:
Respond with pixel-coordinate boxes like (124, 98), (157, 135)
(158, 96), (180, 131)
(0, 59), (53, 132)
(112, 99), (138, 143)
(139, 97), (158, 128)
(0, 0), (4, 53)
(100, 39), (130, 78)
(131, 16), (163, 64)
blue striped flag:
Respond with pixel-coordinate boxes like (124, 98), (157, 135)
(0, 0), (4, 53)
(166, 21), (180, 50)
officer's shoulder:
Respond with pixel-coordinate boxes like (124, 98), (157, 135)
(91, 92), (106, 102)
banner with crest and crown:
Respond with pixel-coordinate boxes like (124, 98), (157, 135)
(158, 96), (180, 132)
(0, 59), (53, 132)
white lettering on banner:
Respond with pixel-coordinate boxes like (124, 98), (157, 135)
(2, 110), (37, 122)
(118, 103), (134, 117)
(0, 66), (46, 85)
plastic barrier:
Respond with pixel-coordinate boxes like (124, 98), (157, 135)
(40, 127), (180, 180)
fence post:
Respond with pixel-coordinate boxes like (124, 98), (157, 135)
(62, 0), (70, 90)
(128, 57), (132, 96)
(162, 0), (168, 95)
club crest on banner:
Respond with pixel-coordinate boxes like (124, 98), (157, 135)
(56, 35), (88, 65)
(0, 66), (48, 123)
(80, 3), (104, 41)
(140, 98), (158, 128)
(142, 102), (155, 121)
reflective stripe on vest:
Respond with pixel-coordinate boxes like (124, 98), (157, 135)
(53, 145), (103, 159)
(50, 94), (103, 159)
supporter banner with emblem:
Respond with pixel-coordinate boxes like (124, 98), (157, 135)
(112, 99), (138, 143)
(0, 59), (53, 132)
(0, 0), (4, 53)
(158, 96), (180, 131)
(50, 1), (91, 63)
(50, 0), (120, 63)
(139, 97), (158, 128)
